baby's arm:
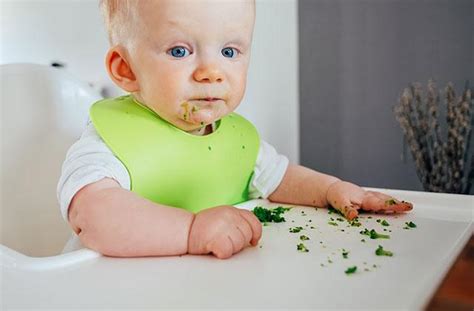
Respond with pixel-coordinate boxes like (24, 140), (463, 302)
(69, 178), (194, 257)
(268, 164), (340, 208)
(268, 164), (412, 219)
(69, 178), (262, 258)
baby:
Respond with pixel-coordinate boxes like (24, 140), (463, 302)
(57, 0), (413, 259)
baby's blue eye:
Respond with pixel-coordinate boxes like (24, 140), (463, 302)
(168, 46), (190, 58)
(221, 47), (237, 58)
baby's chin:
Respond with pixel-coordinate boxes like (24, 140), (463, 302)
(179, 102), (228, 127)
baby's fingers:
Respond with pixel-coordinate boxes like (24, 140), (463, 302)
(238, 209), (262, 246)
(208, 235), (235, 259)
(362, 191), (413, 213)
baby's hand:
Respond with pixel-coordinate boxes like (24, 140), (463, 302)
(187, 205), (262, 259)
(326, 181), (413, 220)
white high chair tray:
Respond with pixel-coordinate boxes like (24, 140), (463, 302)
(1, 188), (473, 309)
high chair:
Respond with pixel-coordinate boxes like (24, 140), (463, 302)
(0, 63), (101, 264)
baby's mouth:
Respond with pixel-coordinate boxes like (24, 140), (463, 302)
(180, 99), (225, 124)
(189, 97), (224, 104)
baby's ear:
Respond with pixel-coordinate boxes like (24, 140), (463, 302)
(105, 46), (139, 92)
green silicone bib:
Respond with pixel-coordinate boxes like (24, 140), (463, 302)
(90, 95), (259, 213)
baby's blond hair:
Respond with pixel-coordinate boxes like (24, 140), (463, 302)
(99, 0), (141, 48)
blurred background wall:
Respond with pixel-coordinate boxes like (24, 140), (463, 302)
(299, 0), (473, 192)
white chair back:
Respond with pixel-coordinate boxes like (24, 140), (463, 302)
(1, 63), (101, 256)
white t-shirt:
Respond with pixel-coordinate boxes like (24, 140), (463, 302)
(57, 120), (289, 252)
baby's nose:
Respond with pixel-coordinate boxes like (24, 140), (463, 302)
(193, 65), (224, 83)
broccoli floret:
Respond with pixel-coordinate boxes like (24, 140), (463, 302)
(289, 226), (304, 233)
(297, 243), (309, 252)
(345, 266), (357, 274)
(350, 218), (362, 227)
(375, 245), (394, 257)
(342, 249), (349, 259)
(252, 206), (291, 224)
(300, 235), (310, 241)
(360, 228), (390, 239)
(328, 206), (344, 216)
(376, 219), (390, 226)
(406, 221), (417, 228)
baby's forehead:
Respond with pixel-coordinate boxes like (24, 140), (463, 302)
(135, 0), (255, 34)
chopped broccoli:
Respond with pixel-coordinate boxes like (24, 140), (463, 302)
(375, 245), (393, 257)
(345, 266), (357, 274)
(336, 217), (344, 222)
(405, 221), (417, 228)
(297, 243), (309, 252)
(342, 249), (349, 259)
(360, 239), (366, 243)
(300, 235), (310, 241)
(328, 206), (344, 216)
(328, 221), (338, 226)
(252, 206), (291, 223)
(385, 199), (397, 205)
(350, 218), (362, 227)
(360, 228), (390, 239)
(380, 220), (390, 226)
(289, 226), (304, 233)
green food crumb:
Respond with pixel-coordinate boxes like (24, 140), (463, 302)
(336, 217), (344, 222)
(297, 243), (309, 252)
(342, 249), (349, 259)
(360, 228), (390, 239)
(328, 258), (333, 264)
(385, 199), (397, 205)
(310, 226), (316, 229)
(405, 221), (417, 228)
(289, 226), (304, 233)
(375, 245), (394, 257)
(380, 219), (390, 226)
(328, 221), (338, 226)
(345, 266), (357, 274)
(350, 218), (362, 227)
(252, 206), (291, 224)
(328, 206), (343, 216)
(361, 239), (366, 242)
(300, 235), (310, 241)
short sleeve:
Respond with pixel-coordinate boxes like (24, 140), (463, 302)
(56, 121), (131, 222)
(248, 140), (289, 199)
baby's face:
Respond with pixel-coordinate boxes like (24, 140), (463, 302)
(129, 0), (255, 131)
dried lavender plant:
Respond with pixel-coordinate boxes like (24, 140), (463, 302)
(394, 80), (474, 194)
